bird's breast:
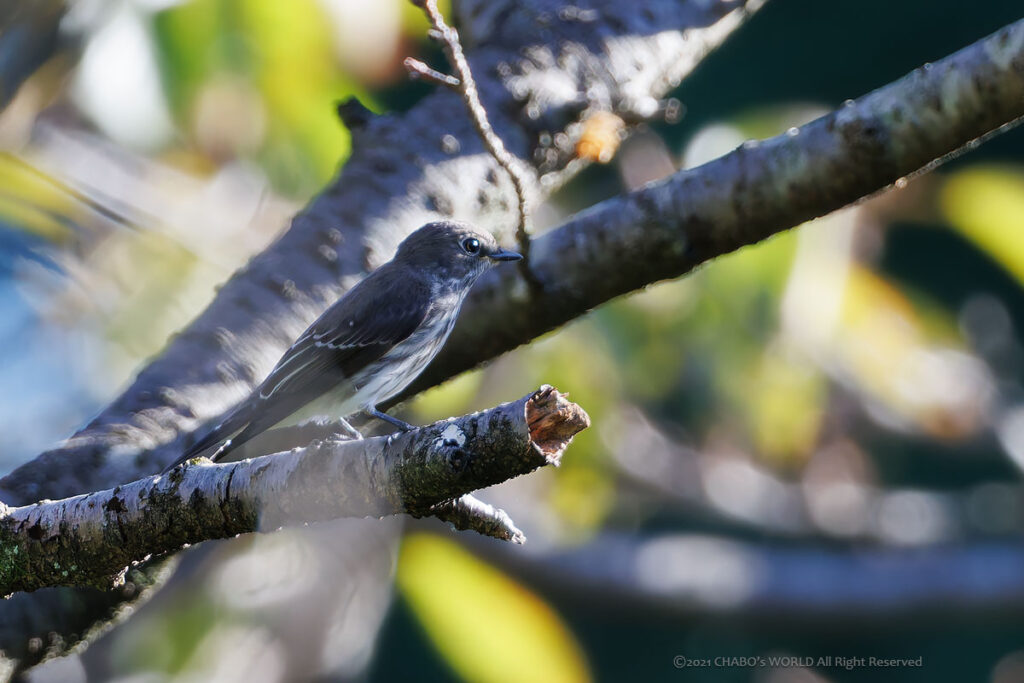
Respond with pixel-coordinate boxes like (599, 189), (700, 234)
(353, 304), (462, 405)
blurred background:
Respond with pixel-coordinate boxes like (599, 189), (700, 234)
(3, 0), (1024, 681)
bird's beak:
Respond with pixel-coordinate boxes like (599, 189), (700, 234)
(488, 248), (523, 262)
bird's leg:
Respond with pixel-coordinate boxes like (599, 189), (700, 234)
(364, 405), (416, 432)
(335, 416), (364, 440)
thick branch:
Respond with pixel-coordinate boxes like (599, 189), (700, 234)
(409, 17), (1024, 393)
(0, 387), (588, 594)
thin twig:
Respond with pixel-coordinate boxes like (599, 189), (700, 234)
(408, 0), (540, 290)
(427, 494), (526, 543)
(403, 57), (461, 89)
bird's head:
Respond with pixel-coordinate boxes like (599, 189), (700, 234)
(394, 220), (521, 287)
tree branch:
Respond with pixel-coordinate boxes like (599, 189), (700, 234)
(0, 387), (588, 594)
(407, 16), (1024, 395)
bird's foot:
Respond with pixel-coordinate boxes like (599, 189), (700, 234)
(364, 406), (416, 433)
(336, 417), (364, 440)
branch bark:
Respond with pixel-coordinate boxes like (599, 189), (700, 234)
(0, 387), (587, 594)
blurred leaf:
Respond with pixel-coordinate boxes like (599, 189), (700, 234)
(731, 104), (829, 140)
(153, 0), (358, 195)
(836, 264), (986, 438)
(941, 165), (1024, 284)
(750, 347), (824, 464)
(702, 227), (798, 296)
(0, 194), (70, 242)
(595, 278), (697, 401)
(237, 0), (352, 186)
(549, 465), (616, 538)
(0, 153), (79, 242)
(511, 323), (621, 467)
(103, 231), (203, 357)
(411, 369), (484, 422)
(398, 534), (591, 683)
(718, 343), (825, 466)
(400, 0), (451, 33)
(683, 230), (800, 444)
(151, 0), (223, 108)
(111, 592), (219, 674)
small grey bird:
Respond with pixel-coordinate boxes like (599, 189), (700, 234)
(164, 220), (521, 472)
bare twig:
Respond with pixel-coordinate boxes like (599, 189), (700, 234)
(428, 494), (526, 544)
(407, 0), (539, 289)
(0, 387), (588, 594)
(404, 57), (461, 89)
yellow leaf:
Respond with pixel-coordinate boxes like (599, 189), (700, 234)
(0, 153), (80, 242)
(398, 534), (591, 683)
(549, 466), (615, 537)
(0, 194), (71, 242)
(836, 265), (986, 438)
(745, 347), (824, 465)
(941, 165), (1024, 283)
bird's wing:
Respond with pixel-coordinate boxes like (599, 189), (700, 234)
(256, 266), (431, 405)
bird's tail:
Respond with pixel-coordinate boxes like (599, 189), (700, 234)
(162, 400), (257, 474)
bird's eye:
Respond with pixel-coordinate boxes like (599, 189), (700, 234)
(461, 237), (481, 254)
